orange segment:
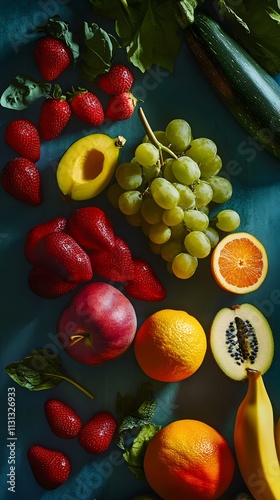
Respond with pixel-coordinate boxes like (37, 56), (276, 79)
(211, 232), (268, 294)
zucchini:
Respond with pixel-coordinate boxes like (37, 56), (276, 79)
(185, 12), (280, 160)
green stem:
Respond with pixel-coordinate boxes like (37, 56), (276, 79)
(138, 107), (178, 160)
(44, 372), (94, 399)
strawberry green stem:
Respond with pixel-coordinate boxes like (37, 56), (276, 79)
(138, 107), (178, 160)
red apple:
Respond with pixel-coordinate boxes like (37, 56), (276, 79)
(57, 282), (137, 365)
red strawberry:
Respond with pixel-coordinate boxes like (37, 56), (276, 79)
(67, 207), (115, 251)
(34, 37), (72, 81)
(44, 399), (82, 438)
(28, 266), (77, 298)
(39, 85), (71, 140)
(68, 88), (104, 126)
(89, 236), (135, 282)
(98, 64), (134, 95)
(24, 216), (67, 265)
(1, 157), (42, 205)
(34, 232), (93, 283)
(105, 92), (137, 121)
(27, 445), (71, 490)
(5, 119), (40, 162)
(78, 411), (116, 454)
(124, 258), (166, 301)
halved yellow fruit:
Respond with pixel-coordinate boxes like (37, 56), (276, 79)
(56, 133), (126, 201)
(211, 232), (268, 294)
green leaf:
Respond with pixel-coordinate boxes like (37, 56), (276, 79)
(0, 75), (52, 110)
(175, 0), (202, 29)
(217, 0), (280, 75)
(118, 0), (182, 72)
(78, 22), (120, 81)
(123, 423), (161, 479)
(37, 16), (80, 61)
(4, 348), (94, 399)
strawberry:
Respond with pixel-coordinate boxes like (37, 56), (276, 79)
(34, 232), (93, 283)
(27, 445), (71, 490)
(98, 64), (134, 95)
(34, 37), (72, 81)
(28, 266), (78, 298)
(39, 85), (71, 140)
(67, 207), (115, 251)
(1, 157), (42, 206)
(89, 236), (135, 282)
(78, 411), (116, 453)
(105, 91), (137, 121)
(124, 258), (166, 301)
(68, 88), (104, 126)
(5, 119), (40, 162)
(44, 399), (82, 438)
(24, 216), (67, 265)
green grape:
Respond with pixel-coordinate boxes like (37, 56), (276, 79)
(150, 177), (180, 209)
(205, 226), (220, 248)
(184, 210), (209, 231)
(199, 205), (210, 216)
(186, 137), (217, 163)
(141, 219), (152, 237)
(115, 162), (143, 190)
(125, 212), (143, 227)
(143, 130), (170, 148)
(172, 252), (198, 279)
(184, 231), (211, 258)
(170, 221), (186, 240)
(193, 181), (213, 208)
(118, 190), (143, 215)
(215, 209), (241, 232)
(206, 176), (233, 203)
(166, 261), (174, 275)
(165, 119), (192, 153)
(163, 158), (177, 183)
(141, 197), (164, 224)
(160, 239), (184, 262)
(173, 183), (196, 210)
(107, 182), (125, 208)
(200, 154), (222, 178)
(162, 206), (184, 226)
(148, 221), (171, 244)
(142, 164), (161, 182)
(172, 156), (200, 185)
(135, 143), (159, 167)
(149, 241), (162, 254)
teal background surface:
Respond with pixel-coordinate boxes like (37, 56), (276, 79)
(1, 1), (280, 499)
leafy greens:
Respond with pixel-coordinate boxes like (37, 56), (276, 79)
(218, 0), (280, 75)
(89, 0), (204, 72)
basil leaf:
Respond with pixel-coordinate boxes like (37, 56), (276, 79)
(123, 423), (161, 479)
(79, 22), (120, 81)
(4, 348), (94, 398)
(0, 75), (51, 110)
(37, 16), (79, 61)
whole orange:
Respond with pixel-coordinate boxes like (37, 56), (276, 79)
(144, 419), (235, 500)
(133, 309), (207, 382)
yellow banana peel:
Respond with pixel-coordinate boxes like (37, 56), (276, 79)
(234, 369), (280, 500)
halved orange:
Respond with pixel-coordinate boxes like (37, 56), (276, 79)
(211, 232), (268, 294)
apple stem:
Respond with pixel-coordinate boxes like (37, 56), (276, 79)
(69, 333), (86, 347)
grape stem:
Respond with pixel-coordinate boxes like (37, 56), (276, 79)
(138, 107), (178, 161)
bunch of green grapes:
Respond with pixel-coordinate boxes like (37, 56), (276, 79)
(107, 118), (240, 280)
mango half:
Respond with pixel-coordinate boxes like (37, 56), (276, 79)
(56, 134), (126, 201)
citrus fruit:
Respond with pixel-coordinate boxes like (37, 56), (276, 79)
(144, 419), (235, 500)
(133, 309), (207, 382)
(211, 232), (268, 294)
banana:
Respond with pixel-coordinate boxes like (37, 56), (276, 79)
(234, 369), (280, 500)
(275, 417), (280, 462)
